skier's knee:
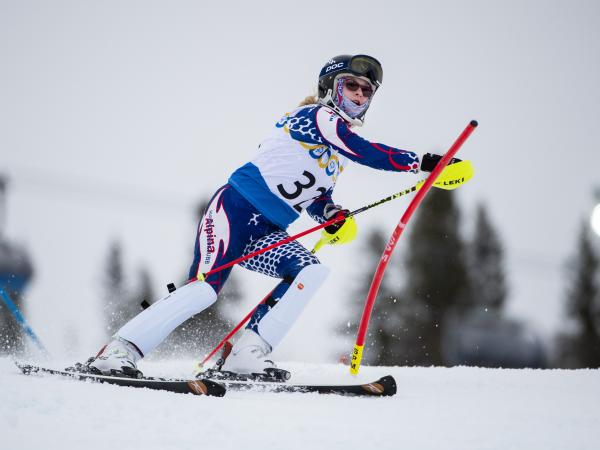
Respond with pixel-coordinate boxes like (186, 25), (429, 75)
(117, 280), (217, 356)
(296, 263), (330, 288)
(283, 256), (326, 281)
(256, 263), (329, 348)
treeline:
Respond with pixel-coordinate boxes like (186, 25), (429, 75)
(338, 189), (600, 369)
(555, 223), (600, 367)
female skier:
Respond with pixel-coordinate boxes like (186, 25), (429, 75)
(86, 54), (443, 378)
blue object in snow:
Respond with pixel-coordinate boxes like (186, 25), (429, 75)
(0, 287), (49, 355)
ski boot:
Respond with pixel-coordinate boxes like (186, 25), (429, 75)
(71, 337), (144, 378)
(201, 329), (290, 382)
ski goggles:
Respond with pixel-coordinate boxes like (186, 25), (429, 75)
(343, 78), (375, 98)
(347, 55), (383, 87)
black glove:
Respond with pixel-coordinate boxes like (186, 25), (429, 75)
(323, 204), (350, 234)
(420, 153), (462, 173)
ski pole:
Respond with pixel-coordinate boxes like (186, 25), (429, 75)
(196, 289), (272, 369)
(193, 160), (473, 284)
(350, 120), (478, 375)
(195, 160), (474, 368)
(0, 287), (50, 356)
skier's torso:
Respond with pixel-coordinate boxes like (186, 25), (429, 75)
(229, 104), (347, 229)
(256, 106), (348, 210)
(229, 103), (419, 229)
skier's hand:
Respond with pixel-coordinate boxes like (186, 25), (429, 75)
(321, 204), (357, 246)
(420, 153), (462, 173)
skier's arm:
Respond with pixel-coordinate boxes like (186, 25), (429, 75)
(318, 204), (357, 247)
(314, 107), (421, 173)
(306, 188), (335, 224)
(420, 152), (462, 172)
(306, 191), (357, 247)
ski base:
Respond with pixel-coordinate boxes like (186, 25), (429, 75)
(16, 362), (226, 397)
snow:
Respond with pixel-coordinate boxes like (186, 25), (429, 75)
(1, 357), (598, 450)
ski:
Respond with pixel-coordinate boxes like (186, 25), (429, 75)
(15, 362), (227, 397)
(205, 374), (397, 397)
(17, 362), (396, 397)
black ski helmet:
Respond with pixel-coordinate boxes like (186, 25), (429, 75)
(317, 54), (383, 125)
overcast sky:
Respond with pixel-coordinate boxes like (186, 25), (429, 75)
(2, 0), (600, 363)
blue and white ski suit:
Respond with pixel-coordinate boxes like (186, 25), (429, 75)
(187, 103), (419, 340)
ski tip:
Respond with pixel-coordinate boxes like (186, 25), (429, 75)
(372, 375), (397, 397)
(14, 361), (34, 375)
(470, 119), (478, 127)
(190, 379), (227, 397)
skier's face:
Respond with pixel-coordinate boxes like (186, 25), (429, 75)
(342, 76), (373, 106)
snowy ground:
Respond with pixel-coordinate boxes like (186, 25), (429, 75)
(1, 357), (598, 450)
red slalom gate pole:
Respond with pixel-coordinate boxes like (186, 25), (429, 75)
(349, 120), (478, 375)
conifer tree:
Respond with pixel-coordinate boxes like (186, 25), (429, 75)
(341, 227), (430, 366)
(340, 228), (400, 365)
(136, 267), (155, 310)
(102, 242), (153, 340)
(441, 202), (516, 367)
(402, 189), (469, 365)
(341, 188), (469, 367)
(557, 222), (600, 368)
(102, 241), (130, 337)
(467, 203), (507, 312)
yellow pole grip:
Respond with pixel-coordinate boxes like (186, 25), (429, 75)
(350, 344), (364, 375)
(311, 238), (325, 254)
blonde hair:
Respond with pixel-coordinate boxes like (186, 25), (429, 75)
(298, 95), (319, 107)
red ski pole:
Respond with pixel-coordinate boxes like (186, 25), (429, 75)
(349, 120), (478, 375)
(197, 289), (272, 367)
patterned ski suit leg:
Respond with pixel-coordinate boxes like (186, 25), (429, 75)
(239, 231), (322, 338)
(188, 184), (327, 349)
(188, 185), (279, 294)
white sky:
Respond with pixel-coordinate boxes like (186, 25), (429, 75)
(2, 0), (600, 362)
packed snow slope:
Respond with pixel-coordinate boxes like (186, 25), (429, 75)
(1, 357), (598, 450)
